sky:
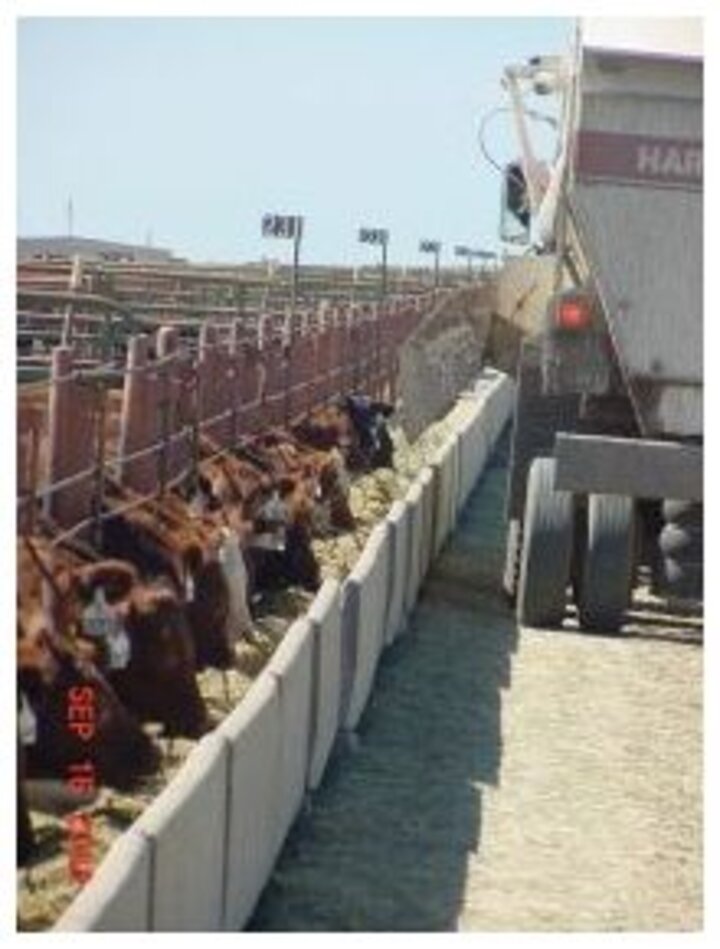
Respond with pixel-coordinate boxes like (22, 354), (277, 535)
(16, 16), (573, 266)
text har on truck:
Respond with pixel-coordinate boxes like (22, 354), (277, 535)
(491, 18), (702, 629)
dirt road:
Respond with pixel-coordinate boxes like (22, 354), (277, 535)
(249, 442), (703, 931)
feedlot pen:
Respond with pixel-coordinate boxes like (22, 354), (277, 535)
(250, 438), (703, 932)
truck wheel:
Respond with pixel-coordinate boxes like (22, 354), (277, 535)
(660, 556), (703, 600)
(516, 457), (574, 627)
(502, 518), (522, 603)
(659, 522), (703, 559)
(578, 494), (635, 632)
(662, 499), (702, 528)
(656, 500), (703, 600)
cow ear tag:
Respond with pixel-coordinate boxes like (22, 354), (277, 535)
(19, 692), (38, 746)
(83, 587), (115, 638)
(106, 625), (132, 670)
(189, 489), (206, 518)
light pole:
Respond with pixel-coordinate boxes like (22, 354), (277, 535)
(454, 246), (495, 281)
(358, 227), (389, 300)
(454, 245), (472, 280)
(261, 212), (304, 310)
(419, 239), (442, 290)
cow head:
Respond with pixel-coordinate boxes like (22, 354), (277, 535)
(116, 585), (210, 738)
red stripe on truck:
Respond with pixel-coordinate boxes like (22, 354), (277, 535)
(575, 130), (702, 190)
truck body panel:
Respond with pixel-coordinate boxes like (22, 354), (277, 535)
(569, 43), (702, 437)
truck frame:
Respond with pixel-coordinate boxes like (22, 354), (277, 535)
(498, 18), (703, 630)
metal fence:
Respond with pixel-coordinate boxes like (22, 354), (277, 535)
(17, 291), (439, 546)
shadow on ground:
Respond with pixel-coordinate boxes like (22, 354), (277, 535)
(249, 435), (516, 931)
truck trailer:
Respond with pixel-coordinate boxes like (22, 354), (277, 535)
(497, 18), (703, 630)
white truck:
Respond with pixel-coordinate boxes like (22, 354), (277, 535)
(497, 18), (703, 629)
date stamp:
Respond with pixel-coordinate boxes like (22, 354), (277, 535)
(65, 686), (97, 884)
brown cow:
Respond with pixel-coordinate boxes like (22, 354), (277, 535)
(17, 735), (35, 867)
(111, 583), (209, 737)
(246, 431), (354, 534)
(100, 490), (240, 670)
(200, 434), (322, 593)
(18, 620), (161, 790)
(18, 536), (209, 737)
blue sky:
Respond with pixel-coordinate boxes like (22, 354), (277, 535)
(17, 17), (573, 265)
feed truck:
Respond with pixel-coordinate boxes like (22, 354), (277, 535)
(495, 18), (702, 630)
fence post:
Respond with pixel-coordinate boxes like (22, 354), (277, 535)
(44, 346), (73, 525)
(119, 334), (152, 493)
(90, 381), (107, 550)
(229, 320), (242, 448)
(156, 327), (178, 493)
(282, 307), (293, 427)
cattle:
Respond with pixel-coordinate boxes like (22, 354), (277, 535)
(18, 619), (161, 790)
(292, 395), (395, 470)
(100, 491), (239, 671)
(292, 403), (358, 457)
(343, 394), (395, 469)
(200, 435), (323, 593)
(245, 431), (354, 536)
(18, 536), (209, 738)
(109, 583), (209, 738)
(17, 736), (35, 867)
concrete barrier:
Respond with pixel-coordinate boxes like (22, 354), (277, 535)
(343, 523), (390, 731)
(472, 371), (514, 446)
(54, 829), (152, 931)
(418, 466), (436, 581)
(448, 433), (461, 531)
(52, 368), (515, 934)
(457, 403), (490, 508)
(491, 375), (515, 439)
(456, 416), (474, 509)
(266, 618), (314, 854)
(338, 579), (359, 731)
(220, 674), (282, 931)
(137, 733), (228, 931)
(307, 579), (343, 790)
(431, 438), (456, 558)
(404, 481), (424, 613)
(384, 500), (411, 645)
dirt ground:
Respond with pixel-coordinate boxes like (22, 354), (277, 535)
(249, 442), (703, 932)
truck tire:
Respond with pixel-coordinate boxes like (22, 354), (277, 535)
(578, 493), (635, 632)
(662, 499), (702, 528)
(659, 522), (703, 559)
(517, 457), (574, 627)
(502, 518), (522, 603)
(656, 500), (703, 599)
(660, 556), (703, 600)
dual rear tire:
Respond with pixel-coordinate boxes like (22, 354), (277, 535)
(515, 457), (635, 632)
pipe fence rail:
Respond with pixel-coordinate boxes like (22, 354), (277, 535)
(17, 289), (451, 543)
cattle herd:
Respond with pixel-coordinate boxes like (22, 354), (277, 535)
(17, 393), (395, 868)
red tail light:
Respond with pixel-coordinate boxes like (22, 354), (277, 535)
(556, 295), (593, 331)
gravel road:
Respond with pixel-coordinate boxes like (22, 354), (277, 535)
(250, 440), (703, 931)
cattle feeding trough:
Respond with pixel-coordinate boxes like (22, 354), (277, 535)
(16, 278), (491, 929)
